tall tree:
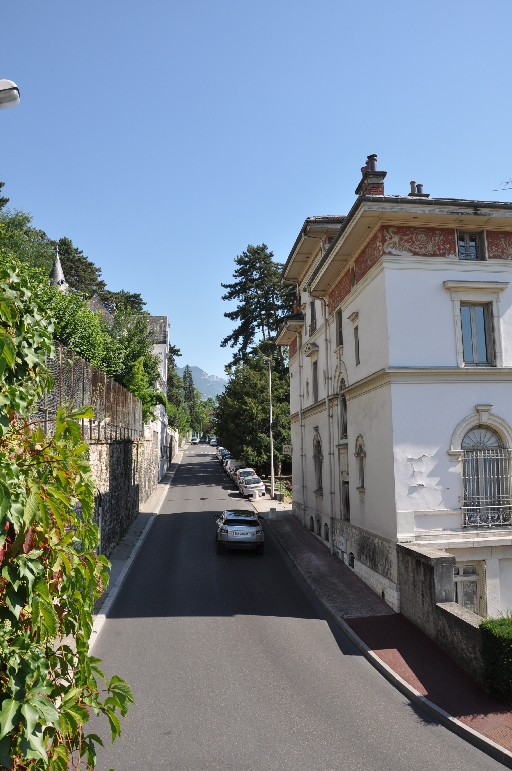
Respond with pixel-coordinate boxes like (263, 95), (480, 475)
(54, 236), (106, 298)
(220, 244), (295, 366)
(0, 179), (9, 210)
(182, 365), (195, 408)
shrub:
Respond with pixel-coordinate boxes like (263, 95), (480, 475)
(0, 260), (133, 769)
(480, 616), (512, 702)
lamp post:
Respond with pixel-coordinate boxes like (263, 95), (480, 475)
(263, 356), (275, 499)
(0, 80), (20, 111)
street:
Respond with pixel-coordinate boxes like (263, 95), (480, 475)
(92, 445), (501, 771)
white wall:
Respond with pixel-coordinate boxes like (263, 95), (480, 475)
(384, 260), (512, 368)
(499, 559), (512, 614)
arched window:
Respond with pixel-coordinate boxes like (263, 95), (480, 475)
(309, 516), (314, 532)
(316, 518), (321, 536)
(355, 436), (365, 490)
(338, 378), (347, 441)
(324, 522), (329, 541)
(461, 426), (511, 527)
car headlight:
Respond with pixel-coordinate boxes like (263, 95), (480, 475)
(256, 529), (263, 534)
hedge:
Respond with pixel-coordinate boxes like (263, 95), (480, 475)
(480, 616), (512, 702)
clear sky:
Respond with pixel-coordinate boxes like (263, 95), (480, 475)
(1, 0), (511, 378)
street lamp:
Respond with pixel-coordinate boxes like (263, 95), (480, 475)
(263, 356), (275, 499)
(0, 80), (20, 111)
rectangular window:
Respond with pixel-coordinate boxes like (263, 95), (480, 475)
(354, 325), (360, 365)
(458, 232), (485, 261)
(460, 303), (494, 365)
(312, 361), (318, 403)
(309, 301), (317, 336)
(335, 310), (343, 348)
(342, 481), (350, 521)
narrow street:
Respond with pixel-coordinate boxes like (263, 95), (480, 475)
(92, 446), (501, 771)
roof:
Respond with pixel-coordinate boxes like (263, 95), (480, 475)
(308, 193), (512, 295)
(282, 215), (346, 284)
(49, 255), (68, 290)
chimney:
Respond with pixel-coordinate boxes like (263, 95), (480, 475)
(355, 154), (387, 196)
(407, 180), (430, 198)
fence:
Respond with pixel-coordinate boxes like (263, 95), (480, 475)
(462, 448), (512, 527)
(32, 343), (143, 441)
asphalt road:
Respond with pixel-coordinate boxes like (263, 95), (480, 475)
(92, 445), (502, 771)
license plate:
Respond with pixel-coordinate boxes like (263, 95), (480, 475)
(233, 531), (250, 537)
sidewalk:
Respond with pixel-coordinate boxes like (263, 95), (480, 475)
(260, 509), (512, 762)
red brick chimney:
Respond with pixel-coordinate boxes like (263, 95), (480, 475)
(355, 154), (387, 196)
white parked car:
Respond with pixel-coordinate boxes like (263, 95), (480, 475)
(209, 437), (217, 446)
(239, 476), (266, 498)
(191, 437), (199, 445)
(235, 468), (256, 487)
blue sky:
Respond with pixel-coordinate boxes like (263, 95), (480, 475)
(1, 0), (511, 378)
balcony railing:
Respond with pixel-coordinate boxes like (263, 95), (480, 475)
(308, 319), (317, 337)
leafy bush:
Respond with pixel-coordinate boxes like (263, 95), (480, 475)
(480, 616), (512, 702)
(0, 261), (132, 769)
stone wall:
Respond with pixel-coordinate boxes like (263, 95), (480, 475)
(397, 543), (485, 683)
(89, 433), (161, 556)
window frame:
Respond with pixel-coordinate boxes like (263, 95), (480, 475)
(312, 360), (318, 403)
(444, 281), (508, 369)
(457, 231), (486, 262)
(460, 302), (495, 366)
(354, 325), (360, 366)
(335, 309), (343, 349)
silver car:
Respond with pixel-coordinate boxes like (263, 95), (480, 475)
(214, 510), (264, 554)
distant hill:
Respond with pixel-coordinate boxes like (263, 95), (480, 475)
(176, 365), (227, 401)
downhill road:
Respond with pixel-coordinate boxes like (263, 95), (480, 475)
(93, 445), (501, 771)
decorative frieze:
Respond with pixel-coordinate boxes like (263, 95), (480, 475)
(329, 270), (352, 314)
(486, 231), (512, 260)
(382, 225), (455, 257)
(355, 229), (384, 282)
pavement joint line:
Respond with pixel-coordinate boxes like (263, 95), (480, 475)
(89, 451), (184, 653)
(263, 512), (512, 770)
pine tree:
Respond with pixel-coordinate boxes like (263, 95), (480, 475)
(0, 180), (9, 210)
(182, 365), (195, 408)
(220, 244), (295, 366)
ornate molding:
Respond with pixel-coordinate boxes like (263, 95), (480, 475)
(448, 404), (512, 460)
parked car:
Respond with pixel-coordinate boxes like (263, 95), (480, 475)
(191, 437), (199, 445)
(225, 459), (242, 476)
(235, 468), (256, 486)
(214, 510), (264, 554)
(209, 437), (217, 446)
(229, 464), (244, 481)
(239, 476), (266, 498)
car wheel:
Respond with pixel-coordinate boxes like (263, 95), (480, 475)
(256, 544), (264, 555)
(216, 540), (225, 554)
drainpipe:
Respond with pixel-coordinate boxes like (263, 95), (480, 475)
(321, 297), (335, 553)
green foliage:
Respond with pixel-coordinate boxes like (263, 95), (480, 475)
(55, 238), (106, 300)
(0, 213), (54, 274)
(0, 261), (132, 768)
(215, 352), (290, 471)
(220, 244), (295, 366)
(480, 616), (512, 702)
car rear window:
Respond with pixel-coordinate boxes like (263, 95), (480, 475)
(224, 519), (260, 527)
(243, 477), (261, 485)
(239, 470), (254, 477)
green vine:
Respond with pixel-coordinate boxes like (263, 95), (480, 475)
(0, 263), (133, 769)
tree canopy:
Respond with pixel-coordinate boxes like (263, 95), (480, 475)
(220, 244), (295, 366)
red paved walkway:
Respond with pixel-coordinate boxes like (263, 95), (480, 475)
(267, 513), (512, 754)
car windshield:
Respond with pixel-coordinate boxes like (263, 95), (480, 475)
(244, 477), (261, 485)
(224, 519), (260, 527)
(239, 470), (254, 478)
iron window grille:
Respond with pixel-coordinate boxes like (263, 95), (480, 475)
(458, 232), (485, 261)
(462, 448), (512, 527)
(335, 309), (343, 347)
(309, 301), (317, 336)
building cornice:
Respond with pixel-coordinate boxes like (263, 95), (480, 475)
(344, 366), (512, 401)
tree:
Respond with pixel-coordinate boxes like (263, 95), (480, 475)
(53, 237), (106, 299)
(99, 289), (146, 315)
(220, 244), (295, 366)
(0, 180), (9, 210)
(215, 352), (290, 472)
(182, 365), (195, 408)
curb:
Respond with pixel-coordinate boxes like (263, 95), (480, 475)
(266, 517), (512, 769)
(89, 454), (183, 653)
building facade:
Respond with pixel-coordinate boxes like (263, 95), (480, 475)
(277, 157), (512, 617)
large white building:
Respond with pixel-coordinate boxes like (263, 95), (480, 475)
(277, 156), (512, 617)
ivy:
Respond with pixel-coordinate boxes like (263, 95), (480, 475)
(0, 261), (133, 769)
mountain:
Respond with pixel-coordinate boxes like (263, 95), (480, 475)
(176, 365), (227, 400)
